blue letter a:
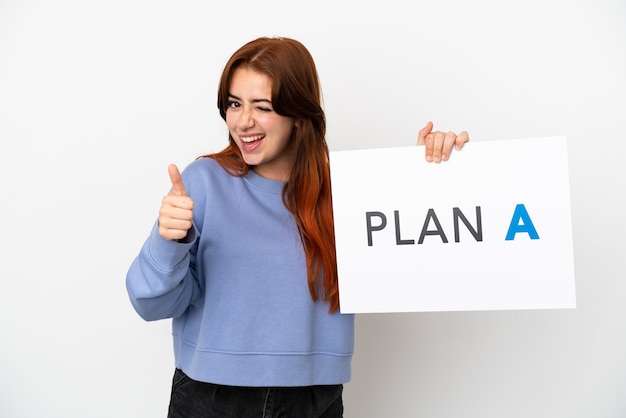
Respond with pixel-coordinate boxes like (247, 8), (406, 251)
(505, 204), (539, 240)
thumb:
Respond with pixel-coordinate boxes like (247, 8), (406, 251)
(417, 121), (434, 145)
(167, 164), (187, 196)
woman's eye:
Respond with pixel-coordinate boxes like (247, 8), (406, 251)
(226, 100), (240, 109)
(257, 106), (272, 112)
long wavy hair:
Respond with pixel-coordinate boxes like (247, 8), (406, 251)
(206, 37), (339, 312)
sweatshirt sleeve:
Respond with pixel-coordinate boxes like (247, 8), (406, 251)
(126, 220), (201, 321)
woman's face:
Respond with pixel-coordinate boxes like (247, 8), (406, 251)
(226, 67), (296, 181)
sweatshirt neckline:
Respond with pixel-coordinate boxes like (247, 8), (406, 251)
(244, 169), (286, 194)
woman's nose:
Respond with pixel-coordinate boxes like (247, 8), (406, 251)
(238, 106), (255, 130)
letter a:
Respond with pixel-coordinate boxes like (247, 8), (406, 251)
(505, 204), (539, 240)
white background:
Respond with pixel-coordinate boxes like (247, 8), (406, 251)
(1, 0), (624, 417)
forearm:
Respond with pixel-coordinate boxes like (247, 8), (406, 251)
(126, 222), (200, 321)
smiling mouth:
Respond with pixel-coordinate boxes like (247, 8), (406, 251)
(241, 134), (265, 144)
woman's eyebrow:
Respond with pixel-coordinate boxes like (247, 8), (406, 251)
(227, 93), (272, 105)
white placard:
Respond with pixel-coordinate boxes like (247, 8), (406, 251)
(330, 137), (576, 313)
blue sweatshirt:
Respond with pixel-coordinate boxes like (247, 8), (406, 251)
(126, 158), (354, 387)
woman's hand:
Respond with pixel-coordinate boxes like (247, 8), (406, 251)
(417, 121), (469, 163)
(158, 164), (195, 241)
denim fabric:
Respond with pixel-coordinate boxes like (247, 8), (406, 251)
(167, 369), (343, 418)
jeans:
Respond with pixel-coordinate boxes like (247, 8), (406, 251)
(167, 369), (344, 418)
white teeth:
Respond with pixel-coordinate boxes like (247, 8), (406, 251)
(242, 135), (264, 143)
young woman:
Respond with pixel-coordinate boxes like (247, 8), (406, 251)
(126, 37), (469, 418)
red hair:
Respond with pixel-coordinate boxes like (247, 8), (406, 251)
(206, 37), (339, 312)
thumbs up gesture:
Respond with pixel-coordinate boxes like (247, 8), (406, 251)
(158, 164), (195, 241)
